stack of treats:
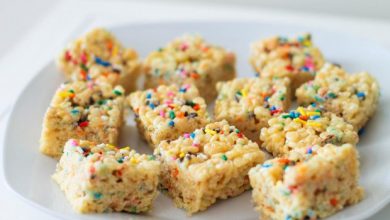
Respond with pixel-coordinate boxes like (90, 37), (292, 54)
(39, 29), (379, 220)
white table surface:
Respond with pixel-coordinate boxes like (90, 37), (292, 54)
(1, 0), (390, 219)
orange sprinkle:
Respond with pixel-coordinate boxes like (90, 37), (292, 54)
(330, 198), (338, 206)
(172, 168), (179, 178)
(80, 70), (87, 80)
(193, 104), (200, 111)
(190, 73), (200, 79)
(176, 112), (185, 118)
(278, 158), (290, 164)
(89, 166), (96, 174)
(106, 41), (113, 50)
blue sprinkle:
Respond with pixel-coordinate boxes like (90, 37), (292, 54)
(94, 57), (111, 67)
(93, 192), (103, 200)
(270, 106), (276, 111)
(285, 216), (292, 220)
(301, 66), (309, 72)
(306, 147), (313, 154)
(264, 96), (270, 102)
(190, 133), (195, 139)
(262, 164), (272, 168)
(289, 111), (300, 119)
(356, 92), (366, 100)
(146, 93), (152, 99)
(168, 120), (175, 127)
(358, 127), (365, 136)
(255, 72), (260, 77)
(149, 103), (156, 109)
(311, 115), (320, 120)
(70, 109), (79, 115)
(179, 87), (187, 93)
(86, 74), (91, 81)
(310, 102), (317, 107)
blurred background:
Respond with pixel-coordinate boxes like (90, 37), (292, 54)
(1, 0), (390, 58)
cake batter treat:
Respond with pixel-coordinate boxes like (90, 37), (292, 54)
(52, 139), (160, 213)
(249, 143), (364, 220)
(128, 84), (210, 148)
(296, 63), (380, 131)
(40, 81), (125, 158)
(57, 28), (141, 93)
(214, 77), (291, 143)
(260, 105), (358, 156)
(155, 120), (266, 214)
(250, 33), (325, 91)
(143, 34), (236, 102)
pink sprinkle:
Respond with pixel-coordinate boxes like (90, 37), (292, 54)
(172, 156), (177, 161)
(165, 99), (173, 105)
(183, 133), (190, 138)
(167, 91), (174, 97)
(159, 110), (165, 117)
(180, 69), (187, 77)
(87, 81), (94, 90)
(69, 139), (78, 146)
(183, 84), (191, 89)
(80, 53), (87, 64)
(180, 43), (189, 51)
(192, 142), (199, 147)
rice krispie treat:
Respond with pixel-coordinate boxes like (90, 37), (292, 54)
(53, 139), (160, 213)
(155, 120), (266, 214)
(40, 81), (125, 158)
(143, 35), (236, 102)
(296, 63), (380, 131)
(57, 28), (141, 93)
(215, 77), (291, 143)
(128, 84), (210, 148)
(249, 143), (364, 220)
(260, 105), (358, 156)
(250, 33), (325, 91)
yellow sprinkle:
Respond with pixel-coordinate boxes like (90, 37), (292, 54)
(121, 146), (130, 151)
(179, 152), (185, 158)
(296, 107), (306, 116)
(307, 121), (322, 128)
(306, 111), (321, 116)
(107, 144), (116, 150)
(58, 91), (70, 98)
(205, 128), (217, 135)
(130, 157), (138, 164)
(303, 40), (312, 47)
(293, 118), (306, 124)
(241, 89), (248, 97)
(112, 45), (119, 57)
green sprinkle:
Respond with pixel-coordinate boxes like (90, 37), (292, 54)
(98, 100), (107, 105)
(113, 90), (123, 96)
(313, 85), (320, 92)
(282, 114), (290, 119)
(93, 192), (103, 200)
(80, 64), (88, 71)
(148, 155), (156, 161)
(68, 89), (75, 93)
(169, 111), (176, 119)
(70, 109), (79, 115)
(279, 95), (285, 101)
(328, 92), (337, 99)
(221, 155), (228, 161)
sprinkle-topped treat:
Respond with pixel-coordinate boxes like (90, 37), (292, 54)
(128, 84), (210, 148)
(155, 120), (266, 214)
(57, 28), (141, 93)
(52, 139), (160, 213)
(260, 105), (358, 156)
(296, 63), (380, 131)
(250, 33), (325, 91)
(40, 81), (125, 158)
(143, 35), (236, 103)
(249, 143), (364, 220)
(214, 77), (291, 143)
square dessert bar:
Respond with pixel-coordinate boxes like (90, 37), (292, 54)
(143, 34), (236, 102)
(53, 139), (160, 213)
(260, 105), (358, 157)
(215, 77), (291, 143)
(57, 28), (141, 93)
(155, 120), (266, 214)
(250, 33), (325, 91)
(40, 81), (125, 158)
(296, 63), (380, 131)
(128, 84), (210, 148)
(249, 143), (364, 220)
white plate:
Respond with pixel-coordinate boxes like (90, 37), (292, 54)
(3, 21), (390, 220)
